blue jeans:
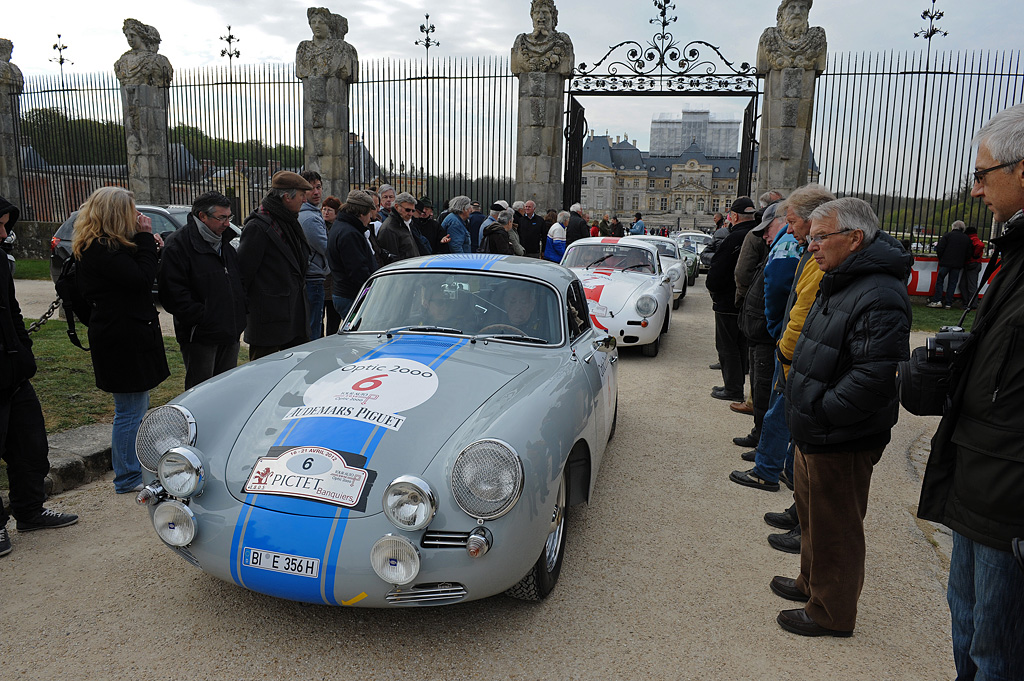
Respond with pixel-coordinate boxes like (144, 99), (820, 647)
(948, 532), (1024, 681)
(753, 357), (794, 484)
(333, 295), (354, 320)
(111, 391), (148, 493)
(932, 266), (962, 305)
(306, 279), (325, 340)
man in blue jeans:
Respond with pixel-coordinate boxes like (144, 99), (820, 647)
(926, 220), (971, 309)
(918, 103), (1024, 680)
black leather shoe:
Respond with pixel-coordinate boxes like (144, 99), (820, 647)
(768, 526), (801, 554)
(770, 576), (809, 602)
(732, 433), (758, 447)
(764, 504), (798, 530)
(729, 468), (779, 492)
(711, 387), (744, 401)
(709, 362), (721, 370)
(779, 469), (795, 491)
(777, 608), (853, 637)
(741, 449), (757, 462)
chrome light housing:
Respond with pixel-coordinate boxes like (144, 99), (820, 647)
(635, 294), (658, 317)
(136, 405), (196, 472)
(157, 446), (206, 498)
(382, 476), (436, 531)
(153, 500), (196, 546)
(451, 439), (523, 520)
(370, 534), (420, 585)
(667, 267), (681, 282)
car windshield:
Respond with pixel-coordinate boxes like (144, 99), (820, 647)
(649, 241), (678, 258)
(562, 243), (656, 274)
(344, 271), (562, 345)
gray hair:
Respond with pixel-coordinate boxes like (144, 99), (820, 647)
(569, 202), (582, 214)
(394, 191), (416, 206)
(448, 195), (472, 214)
(780, 183), (836, 221)
(973, 103), (1024, 169)
(952, 220), (966, 230)
(378, 184), (395, 196)
(497, 209), (515, 225)
(557, 210), (571, 225)
(759, 189), (785, 208)
(809, 197), (879, 243)
(512, 201), (525, 211)
(268, 187), (300, 201)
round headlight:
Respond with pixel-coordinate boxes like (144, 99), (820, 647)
(635, 294), (658, 317)
(451, 439), (523, 520)
(157, 446), (205, 498)
(667, 268), (681, 282)
(370, 534), (420, 585)
(136, 405), (196, 472)
(153, 500), (196, 546)
(382, 476), (436, 531)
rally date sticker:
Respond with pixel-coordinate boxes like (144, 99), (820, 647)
(285, 358), (439, 431)
(243, 445), (377, 511)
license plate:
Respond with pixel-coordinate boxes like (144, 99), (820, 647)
(242, 547), (320, 578)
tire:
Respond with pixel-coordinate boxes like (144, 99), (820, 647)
(672, 296), (681, 310)
(608, 400), (618, 441)
(687, 270), (696, 287)
(505, 470), (568, 601)
(641, 333), (660, 357)
(679, 277), (687, 298)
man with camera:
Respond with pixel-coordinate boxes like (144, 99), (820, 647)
(918, 103), (1024, 680)
(775, 197), (912, 638)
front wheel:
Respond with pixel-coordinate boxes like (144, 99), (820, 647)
(641, 333), (661, 357)
(505, 470), (568, 601)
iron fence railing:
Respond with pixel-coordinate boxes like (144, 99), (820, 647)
(811, 49), (1024, 244)
(14, 71), (128, 222)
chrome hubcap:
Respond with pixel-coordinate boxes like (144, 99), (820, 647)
(543, 475), (566, 572)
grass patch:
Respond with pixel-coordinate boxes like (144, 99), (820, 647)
(13, 258), (53, 281)
(910, 297), (975, 333)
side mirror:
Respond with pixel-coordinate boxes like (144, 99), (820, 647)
(593, 335), (617, 353)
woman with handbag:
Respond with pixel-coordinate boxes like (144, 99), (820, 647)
(73, 187), (169, 494)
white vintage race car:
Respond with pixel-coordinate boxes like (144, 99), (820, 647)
(624, 235), (687, 308)
(561, 237), (674, 357)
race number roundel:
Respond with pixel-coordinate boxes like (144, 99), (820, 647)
(304, 357), (439, 414)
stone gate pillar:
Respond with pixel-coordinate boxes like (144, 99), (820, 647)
(114, 19), (173, 205)
(512, 0), (574, 211)
(296, 8), (358, 199)
(756, 0), (826, 197)
(0, 39), (24, 208)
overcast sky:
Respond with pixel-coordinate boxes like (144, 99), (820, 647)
(6, 0), (1021, 150)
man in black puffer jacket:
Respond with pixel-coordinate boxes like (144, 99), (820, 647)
(918, 103), (1024, 680)
(775, 197), (911, 639)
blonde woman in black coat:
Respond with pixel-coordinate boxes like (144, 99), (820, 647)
(73, 187), (169, 494)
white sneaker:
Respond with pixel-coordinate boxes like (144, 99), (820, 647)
(926, 301), (943, 308)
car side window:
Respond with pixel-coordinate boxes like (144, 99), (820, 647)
(141, 211), (177, 235)
(566, 281), (592, 343)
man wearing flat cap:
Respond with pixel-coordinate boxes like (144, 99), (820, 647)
(237, 170), (313, 360)
(327, 190), (380, 318)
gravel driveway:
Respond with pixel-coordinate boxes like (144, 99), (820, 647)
(2, 279), (955, 680)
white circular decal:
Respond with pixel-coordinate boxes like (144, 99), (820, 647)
(304, 358), (439, 414)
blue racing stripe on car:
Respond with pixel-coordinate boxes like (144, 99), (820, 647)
(228, 335), (467, 605)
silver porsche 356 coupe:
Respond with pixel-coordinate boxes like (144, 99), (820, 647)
(135, 254), (618, 607)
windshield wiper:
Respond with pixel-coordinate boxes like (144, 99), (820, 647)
(585, 254), (613, 269)
(408, 325), (464, 334)
(473, 333), (549, 344)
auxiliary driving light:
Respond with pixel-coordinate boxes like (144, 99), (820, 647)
(370, 535), (420, 585)
(152, 500), (196, 547)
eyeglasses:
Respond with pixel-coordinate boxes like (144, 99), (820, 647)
(807, 229), (852, 245)
(206, 213), (233, 224)
(973, 158), (1023, 185)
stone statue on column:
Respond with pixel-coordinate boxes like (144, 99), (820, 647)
(756, 0), (826, 197)
(512, 0), (574, 212)
(296, 8), (358, 199)
(0, 39), (24, 208)
(114, 19), (173, 204)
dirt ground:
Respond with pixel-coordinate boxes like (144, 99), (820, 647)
(2, 279), (955, 680)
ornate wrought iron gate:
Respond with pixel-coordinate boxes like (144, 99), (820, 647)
(562, 0), (761, 209)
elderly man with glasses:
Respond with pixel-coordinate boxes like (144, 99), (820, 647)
(772, 197), (911, 638)
(158, 190), (246, 389)
(377, 192), (424, 262)
(918, 103), (1024, 680)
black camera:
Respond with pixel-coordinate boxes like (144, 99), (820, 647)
(925, 325), (971, 362)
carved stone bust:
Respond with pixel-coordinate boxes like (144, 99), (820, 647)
(0, 39), (24, 91)
(757, 0), (827, 73)
(511, 0), (574, 75)
(114, 19), (173, 87)
(296, 7), (358, 82)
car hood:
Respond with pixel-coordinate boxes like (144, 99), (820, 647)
(573, 269), (657, 317)
(224, 334), (528, 517)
